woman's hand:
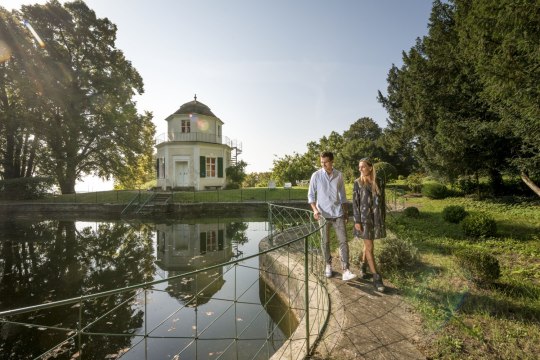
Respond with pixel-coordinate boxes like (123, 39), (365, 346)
(354, 223), (363, 232)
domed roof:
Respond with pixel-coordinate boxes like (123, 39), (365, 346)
(172, 95), (216, 117)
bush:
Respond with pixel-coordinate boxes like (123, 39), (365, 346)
(377, 236), (418, 273)
(403, 206), (420, 218)
(461, 213), (497, 238)
(422, 182), (449, 199)
(405, 173), (424, 193)
(442, 205), (468, 223)
(0, 177), (55, 200)
(454, 248), (500, 286)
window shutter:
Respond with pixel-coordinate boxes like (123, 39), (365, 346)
(156, 158), (160, 178)
(218, 229), (224, 250)
(200, 156), (206, 177)
(200, 232), (206, 254)
(218, 157), (223, 178)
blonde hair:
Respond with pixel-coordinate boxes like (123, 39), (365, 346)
(357, 158), (380, 195)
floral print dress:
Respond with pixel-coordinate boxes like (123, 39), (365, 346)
(352, 178), (386, 240)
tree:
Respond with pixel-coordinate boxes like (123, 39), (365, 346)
(0, 7), (44, 182)
(225, 160), (247, 188)
(455, 0), (540, 195)
(341, 117), (387, 177)
(6, 1), (155, 194)
(271, 152), (315, 186)
(378, 0), (512, 194)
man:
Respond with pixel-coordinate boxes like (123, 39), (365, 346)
(308, 151), (356, 281)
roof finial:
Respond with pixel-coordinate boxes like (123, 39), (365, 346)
(194, 94), (197, 102)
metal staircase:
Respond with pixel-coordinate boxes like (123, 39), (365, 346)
(121, 192), (172, 216)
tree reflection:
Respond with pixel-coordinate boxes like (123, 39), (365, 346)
(0, 220), (155, 359)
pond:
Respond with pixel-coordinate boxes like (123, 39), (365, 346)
(0, 216), (298, 359)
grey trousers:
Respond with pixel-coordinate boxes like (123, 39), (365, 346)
(319, 217), (350, 270)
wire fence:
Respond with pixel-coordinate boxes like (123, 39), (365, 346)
(0, 204), (328, 360)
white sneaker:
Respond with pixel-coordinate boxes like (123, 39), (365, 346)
(342, 269), (357, 281)
(325, 264), (332, 278)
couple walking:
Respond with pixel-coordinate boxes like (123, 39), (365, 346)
(308, 151), (386, 292)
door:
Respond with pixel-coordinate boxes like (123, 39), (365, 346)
(175, 161), (189, 187)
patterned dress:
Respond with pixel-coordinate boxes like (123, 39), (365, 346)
(352, 178), (386, 240)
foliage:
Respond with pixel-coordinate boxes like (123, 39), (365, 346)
(376, 235), (419, 274)
(442, 205), (468, 223)
(114, 151), (156, 190)
(377, 0), (538, 196)
(243, 172), (273, 188)
(405, 173), (424, 193)
(461, 212), (497, 238)
(340, 117), (387, 175)
(1, 1), (155, 194)
(454, 248), (501, 286)
(271, 152), (314, 186)
(0, 8), (43, 183)
(403, 206), (420, 218)
(225, 160), (248, 188)
(456, 0), (540, 187)
(422, 182), (450, 199)
(0, 177), (55, 200)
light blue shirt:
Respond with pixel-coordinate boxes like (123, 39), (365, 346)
(308, 168), (347, 219)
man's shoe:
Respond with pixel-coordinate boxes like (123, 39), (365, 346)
(342, 269), (357, 281)
(373, 273), (385, 292)
(359, 262), (368, 279)
(325, 264), (332, 278)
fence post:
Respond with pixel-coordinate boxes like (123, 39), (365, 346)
(304, 234), (310, 353)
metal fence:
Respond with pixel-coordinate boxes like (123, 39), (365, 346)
(0, 204), (328, 360)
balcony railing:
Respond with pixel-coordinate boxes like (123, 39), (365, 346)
(155, 133), (243, 152)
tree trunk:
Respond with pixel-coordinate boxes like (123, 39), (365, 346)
(521, 171), (540, 197)
(489, 168), (504, 196)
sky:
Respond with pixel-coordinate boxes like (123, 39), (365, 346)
(4, 0), (433, 191)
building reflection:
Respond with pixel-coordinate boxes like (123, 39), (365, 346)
(155, 221), (233, 305)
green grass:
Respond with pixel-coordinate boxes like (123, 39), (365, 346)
(382, 195), (540, 359)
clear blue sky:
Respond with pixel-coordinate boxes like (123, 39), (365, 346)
(5, 0), (433, 190)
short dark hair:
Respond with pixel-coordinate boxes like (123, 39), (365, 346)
(320, 151), (334, 161)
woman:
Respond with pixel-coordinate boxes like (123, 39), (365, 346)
(352, 158), (386, 292)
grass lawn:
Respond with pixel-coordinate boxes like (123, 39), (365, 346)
(376, 196), (540, 359)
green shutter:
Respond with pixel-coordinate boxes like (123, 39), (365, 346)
(200, 232), (206, 254)
(218, 157), (223, 178)
(200, 156), (206, 177)
(218, 229), (224, 250)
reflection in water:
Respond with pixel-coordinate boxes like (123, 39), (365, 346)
(0, 218), (296, 359)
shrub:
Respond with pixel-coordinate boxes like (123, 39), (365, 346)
(461, 213), (497, 238)
(454, 248), (500, 286)
(403, 206), (420, 218)
(405, 173), (424, 193)
(377, 236), (418, 273)
(442, 205), (468, 223)
(0, 177), (55, 200)
(422, 182), (449, 199)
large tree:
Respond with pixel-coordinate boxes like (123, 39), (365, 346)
(378, 0), (514, 194)
(455, 0), (540, 195)
(0, 7), (43, 181)
(4, 0), (155, 194)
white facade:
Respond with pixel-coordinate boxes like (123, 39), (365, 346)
(156, 97), (232, 190)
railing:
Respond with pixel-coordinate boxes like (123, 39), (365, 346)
(0, 204), (328, 359)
